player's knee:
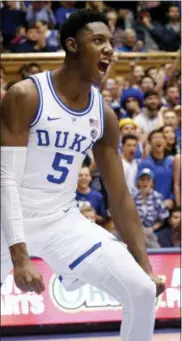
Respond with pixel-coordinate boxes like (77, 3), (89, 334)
(133, 274), (156, 304)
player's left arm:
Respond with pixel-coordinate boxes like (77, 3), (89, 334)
(93, 103), (153, 275)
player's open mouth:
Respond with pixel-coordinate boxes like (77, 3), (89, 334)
(98, 59), (110, 75)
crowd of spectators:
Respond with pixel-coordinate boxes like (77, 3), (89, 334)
(0, 1), (181, 53)
(0, 1), (181, 250)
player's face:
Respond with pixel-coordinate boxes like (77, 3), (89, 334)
(78, 167), (92, 189)
(76, 22), (114, 85)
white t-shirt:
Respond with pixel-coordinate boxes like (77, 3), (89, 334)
(134, 112), (160, 134)
(122, 158), (140, 192)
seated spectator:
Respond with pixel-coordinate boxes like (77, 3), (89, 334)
(120, 87), (144, 119)
(134, 91), (161, 135)
(1, 1), (26, 48)
(173, 154), (181, 207)
(163, 86), (180, 109)
(161, 125), (178, 157)
(117, 28), (145, 52)
(106, 8), (123, 50)
(163, 109), (181, 150)
(137, 128), (174, 209)
(55, 1), (77, 28)
(119, 118), (143, 159)
(26, 1), (56, 27)
(35, 20), (60, 49)
(80, 206), (96, 223)
(121, 134), (140, 192)
(76, 167), (107, 225)
(158, 207), (181, 247)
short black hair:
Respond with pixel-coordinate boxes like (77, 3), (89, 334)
(60, 9), (108, 52)
(148, 128), (164, 142)
(144, 90), (158, 100)
(170, 206), (181, 215)
(122, 134), (138, 145)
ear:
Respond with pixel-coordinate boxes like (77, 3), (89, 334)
(65, 37), (78, 53)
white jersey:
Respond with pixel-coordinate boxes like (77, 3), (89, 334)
(20, 71), (104, 218)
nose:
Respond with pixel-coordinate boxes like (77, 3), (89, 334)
(102, 43), (114, 58)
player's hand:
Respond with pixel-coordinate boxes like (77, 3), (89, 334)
(14, 261), (45, 295)
(150, 274), (166, 297)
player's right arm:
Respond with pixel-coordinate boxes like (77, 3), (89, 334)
(0, 81), (45, 294)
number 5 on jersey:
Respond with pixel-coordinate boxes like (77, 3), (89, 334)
(47, 152), (74, 184)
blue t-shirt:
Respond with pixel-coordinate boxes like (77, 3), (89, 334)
(76, 189), (106, 218)
(137, 154), (174, 200)
(55, 7), (76, 26)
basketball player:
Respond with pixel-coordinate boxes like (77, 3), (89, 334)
(1, 10), (165, 341)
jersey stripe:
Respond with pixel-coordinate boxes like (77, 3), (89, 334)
(29, 76), (43, 127)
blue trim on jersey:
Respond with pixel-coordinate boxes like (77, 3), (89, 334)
(46, 71), (94, 116)
(69, 242), (102, 270)
(28, 76), (43, 127)
(98, 93), (104, 139)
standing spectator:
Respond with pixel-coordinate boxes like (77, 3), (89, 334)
(173, 154), (181, 207)
(134, 91), (161, 135)
(26, 1), (56, 27)
(55, 1), (77, 28)
(161, 125), (177, 157)
(158, 207), (181, 247)
(163, 110), (178, 128)
(35, 20), (60, 49)
(135, 10), (162, 51)
(164, 86), (180, 109)
(101, 89), (113, 105)
(117, 28), (145, 52)
(106, 8), (123, 50)
(120, 87), (144, 119)
(137, 129), (174, 209)
(76, 167), (107, 225)
(119, 118), (143, 159)
(163, 4), (181, 51)
(121, 134), (140, 192)
(140, 76), (155, 94)
(132, 168), (169, 242)
(0, 1), (26, 48)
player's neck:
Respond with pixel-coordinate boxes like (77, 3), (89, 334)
(53, 61), (92, 101)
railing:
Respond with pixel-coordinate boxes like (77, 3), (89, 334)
(1, 51), (178, 82)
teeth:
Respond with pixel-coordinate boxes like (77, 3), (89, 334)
(100, 59), (110, 64)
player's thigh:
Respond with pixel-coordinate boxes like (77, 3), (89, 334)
(77, 237), (156, 305)
(39, 209), (114, 287)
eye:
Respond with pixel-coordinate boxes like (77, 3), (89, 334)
(94, 37), (104, 44)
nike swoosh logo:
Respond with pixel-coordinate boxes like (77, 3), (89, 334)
(63, 208), (71, 213)
(48, 117), (62, 121)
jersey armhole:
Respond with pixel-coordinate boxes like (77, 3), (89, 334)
(98, 93), (104, 140)
(27, 76), (43, 127)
